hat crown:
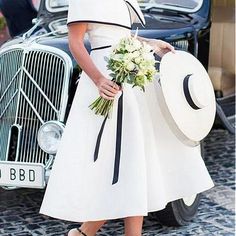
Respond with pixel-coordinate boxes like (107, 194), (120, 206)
(187, 74), (212, 109)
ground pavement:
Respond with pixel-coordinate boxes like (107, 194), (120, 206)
(0, 129), (235, 236)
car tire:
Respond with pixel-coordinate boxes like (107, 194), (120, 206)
(153, 194), (201, 226)
(200, 139), (206, 158)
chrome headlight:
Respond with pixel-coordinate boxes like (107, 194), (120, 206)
(46, 0), (68, 12)
(37, 121), (65, 154)
(49, 19), (68, 35)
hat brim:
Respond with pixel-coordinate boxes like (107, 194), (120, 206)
(158, 51), (216, 146)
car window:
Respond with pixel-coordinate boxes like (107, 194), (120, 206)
(138, 0), (203, 13)
(45, 0), (203, 13)
(46, 0), (68, 12)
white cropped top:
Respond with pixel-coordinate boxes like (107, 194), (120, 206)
(67, 0), (145, 28)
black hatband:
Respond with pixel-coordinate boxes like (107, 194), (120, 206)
(183, 74), (201, 110)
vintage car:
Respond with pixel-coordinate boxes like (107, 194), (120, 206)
(0, 0), (234, 226)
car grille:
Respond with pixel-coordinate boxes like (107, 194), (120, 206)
(0, 45), (72, 165)
(171, 40), (189, 51)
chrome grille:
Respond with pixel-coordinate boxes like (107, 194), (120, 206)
(0, 49), (23, 164)
(171, 40), (189, 51)
(0, 45), (72, 165)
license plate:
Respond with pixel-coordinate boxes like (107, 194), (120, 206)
(0, 161), (45, 188)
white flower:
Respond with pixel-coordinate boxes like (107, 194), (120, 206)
(125, 44), (134, 52)
(125, 62), (135, 71)
(111, 54), (123, 61)
(142, 53), (154, 61)
(132, 38), (142, 49)
(131, 51), (140, 58)
(123, 53), (134, 62)
(134, 57), (142, 64)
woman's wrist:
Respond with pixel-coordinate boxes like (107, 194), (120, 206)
(135, 35), (149, 43)
(135, 36), (161, 49)
(146, 38), (160, 45)
(91, 74), (104, 87)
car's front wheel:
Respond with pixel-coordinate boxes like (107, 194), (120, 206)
(154, 194), (201, 226)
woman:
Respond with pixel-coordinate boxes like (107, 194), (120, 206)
(39, 0), (214, 235)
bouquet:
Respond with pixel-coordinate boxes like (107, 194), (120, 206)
(89, 36), (158, 118)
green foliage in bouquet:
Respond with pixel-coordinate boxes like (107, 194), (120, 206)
(89, 36), (159, 118)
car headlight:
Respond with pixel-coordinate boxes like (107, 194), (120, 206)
(37, 121), (65, 154)
(49, 19), (68, 35)
(46, 0), (68, 12)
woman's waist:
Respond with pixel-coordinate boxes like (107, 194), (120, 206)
(88, 32), (131, 49)
(89, 39), (125, 50)
(90, 45), (112, 52)
(89, 45), (113, 60)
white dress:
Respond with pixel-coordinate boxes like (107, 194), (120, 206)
(39, 0), (214, 222)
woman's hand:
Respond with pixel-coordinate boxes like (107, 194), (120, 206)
(135, 35), (175, 57)
(96, 77), (121, 100)
(147, 39), (175, 57)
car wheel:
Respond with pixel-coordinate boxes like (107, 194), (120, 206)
(200, 139), (206, 158)
(153, 193), (201, 226)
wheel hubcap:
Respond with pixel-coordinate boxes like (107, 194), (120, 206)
(182, 194), (197, 206)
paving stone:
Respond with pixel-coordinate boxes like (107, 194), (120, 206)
(3, 226), (24, 233)
(0, 223), (14, 229)
(3, 216), (22, 222)
(13, 232), (33, 236)
(0, 129), (235, 235)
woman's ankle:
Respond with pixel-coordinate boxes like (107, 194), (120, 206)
(79, 220), (106, 236)
(124, 216), (143, 236)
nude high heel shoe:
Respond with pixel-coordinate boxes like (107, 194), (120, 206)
(67, 228), (87, 236)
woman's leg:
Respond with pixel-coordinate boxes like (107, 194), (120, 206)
(124, 216), (144, 236)
(68, 220), (106, 236)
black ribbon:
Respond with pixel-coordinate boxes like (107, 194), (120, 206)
(94, 92), (124, 185)
(183, 74), (201, 110)
(91, 45), (112, 51)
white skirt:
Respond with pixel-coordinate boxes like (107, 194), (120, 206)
(39, 36), (214, 223)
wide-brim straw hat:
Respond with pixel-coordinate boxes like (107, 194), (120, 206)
(157, 50), (216, 146)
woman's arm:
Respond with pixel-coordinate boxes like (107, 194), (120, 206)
(68, 23), (120, 100)
(135, 35), (175, 57)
